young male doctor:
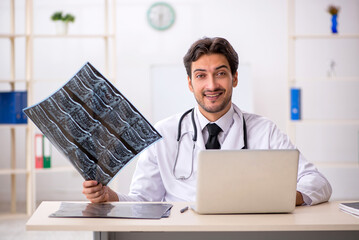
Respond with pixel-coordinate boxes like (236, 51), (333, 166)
(82, 37), (332, 206)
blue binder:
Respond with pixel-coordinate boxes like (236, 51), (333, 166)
(0, 91), (27, 124)
(290, 88), (301, 120)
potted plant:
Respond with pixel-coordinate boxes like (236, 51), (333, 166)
(51, 11), (75, 35)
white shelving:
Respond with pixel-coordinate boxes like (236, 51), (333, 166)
(31, 34), (116, 38)
(1, 0), (116, 215)
(289, 77), (359, 83)
(0, 0), (29, 216)
(0, 124), (28, 128)
(34, 166), (75, 174)
(0, 34), (27, 38)
(0, 169), (28, 175)
(290, 34), (359, 39)
(289, 120), (359, 126)
(314, 161), (359, 168)
(287, 0), (359, 165)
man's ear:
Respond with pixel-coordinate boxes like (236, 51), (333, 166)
(232, 71), (238, 88)
(188, 76), (194, 92)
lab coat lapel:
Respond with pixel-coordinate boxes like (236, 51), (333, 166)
(180, 111), (206, 151)
(195, 124), (206, 151)
(221, 106), (245, 150)
(180, 106), (245, 151)
(192, 109), (206, 151)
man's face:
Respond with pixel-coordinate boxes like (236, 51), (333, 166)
(188, 53), (238, 121)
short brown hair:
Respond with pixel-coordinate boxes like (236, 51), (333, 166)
(183, 37), (239, 79)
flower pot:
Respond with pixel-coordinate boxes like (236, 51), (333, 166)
(55, 21), (69, 35)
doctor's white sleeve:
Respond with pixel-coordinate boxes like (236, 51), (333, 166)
(269, 123), (332, 205)
(295, 153), (333, 205)
(116, 143), (166, 202)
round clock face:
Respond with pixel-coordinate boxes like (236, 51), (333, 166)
(147, 2), (175, 31)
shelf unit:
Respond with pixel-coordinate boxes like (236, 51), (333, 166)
(289, 34), (359, 39)
(1, 0), (116, 215)
(29, 34), (116, 38)
(0, 0), (29, 216)
(287, 0), (359, 166)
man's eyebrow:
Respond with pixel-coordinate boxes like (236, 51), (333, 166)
(215, 65), (229, 70)
(193, 65), (229, 73)
(193, 68), (206, 73)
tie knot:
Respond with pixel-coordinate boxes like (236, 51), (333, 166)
(207, 123), (222, 136)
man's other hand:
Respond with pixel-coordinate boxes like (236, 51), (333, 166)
(296, 191), (304, 206)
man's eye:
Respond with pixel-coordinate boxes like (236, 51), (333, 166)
(217, 72), (226, 77)
(196, 74), (205, 79)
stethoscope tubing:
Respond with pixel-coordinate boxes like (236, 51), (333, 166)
(173, 108), (247, 180)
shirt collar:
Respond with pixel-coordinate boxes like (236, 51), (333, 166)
(196, 104), (235, 135)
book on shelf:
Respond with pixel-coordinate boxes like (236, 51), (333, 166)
(43, 135), (52, 168)
(35, 134), (43, 168)
(290, 88), (301, 120)
(339, 202), (359, 217)
(0, 91), (27, 124)
(23, 62), (162, 185)
(35, 134), (52, 168)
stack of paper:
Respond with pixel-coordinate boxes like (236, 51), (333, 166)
(339, 202), (359, 218)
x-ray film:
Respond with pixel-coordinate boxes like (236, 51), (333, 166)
(23, 62), (162, 185)
(49, 202), (173, 219)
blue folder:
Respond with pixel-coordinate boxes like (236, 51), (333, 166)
(0, 91), (27, 124)
(290, 88), (301, 120)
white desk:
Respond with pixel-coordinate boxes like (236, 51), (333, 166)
(26, 201), (359, 240)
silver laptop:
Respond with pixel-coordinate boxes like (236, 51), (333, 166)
(193, 149), (299, 214)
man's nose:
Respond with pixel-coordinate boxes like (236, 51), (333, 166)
(206, 75), (218, 90)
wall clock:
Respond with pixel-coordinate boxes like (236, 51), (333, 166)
(147, 2), (176, 31)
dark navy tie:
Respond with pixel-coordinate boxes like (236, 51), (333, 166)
(205, 123), (222, 149)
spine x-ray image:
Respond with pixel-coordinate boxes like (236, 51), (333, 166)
(24, 62), (162, 185)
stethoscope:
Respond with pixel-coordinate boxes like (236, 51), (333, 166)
(173, 108), (248, 180)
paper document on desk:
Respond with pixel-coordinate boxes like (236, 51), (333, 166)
(339, 202), (359, 218)
(23, 62), (162, 186)
(49, 202), (173, 219)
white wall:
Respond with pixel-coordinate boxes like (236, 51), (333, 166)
(115, 0), (288, 127)
(0, 0), (358, 204)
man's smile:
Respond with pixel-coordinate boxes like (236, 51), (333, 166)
(204, 90), (224, 100)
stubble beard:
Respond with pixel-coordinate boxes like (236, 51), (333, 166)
(195, 89), (232, 114)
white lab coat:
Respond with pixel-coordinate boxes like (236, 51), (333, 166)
(117, 104), (332, 205)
